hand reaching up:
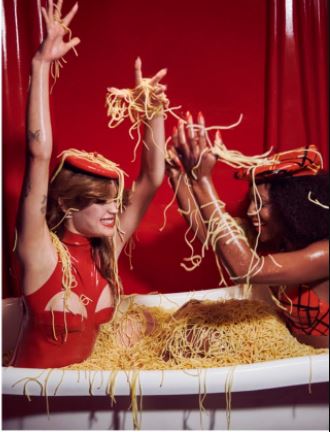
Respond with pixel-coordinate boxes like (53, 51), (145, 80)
(172, 112), (218, 181)
(35, 0), (80, 63)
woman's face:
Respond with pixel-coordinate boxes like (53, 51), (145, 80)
(246, 183), (282, 243)
(65, 183), (120, 238)
(70, 200), (119, 238)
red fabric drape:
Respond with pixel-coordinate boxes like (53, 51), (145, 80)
(264, 0), (329, 158)
(2, 0), (328, 297)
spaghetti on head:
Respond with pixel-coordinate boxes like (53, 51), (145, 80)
(46, 149), (128, 340)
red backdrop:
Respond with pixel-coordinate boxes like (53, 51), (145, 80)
(2, 0), (328, 297)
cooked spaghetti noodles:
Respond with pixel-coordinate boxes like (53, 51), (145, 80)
(5, 298), (326, 430)
(65, 298), (326, 372)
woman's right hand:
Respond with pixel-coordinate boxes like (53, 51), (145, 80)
(35, 0), (80, 63)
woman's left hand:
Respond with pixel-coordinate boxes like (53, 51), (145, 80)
(174, 112), (218, 181)
(133, 57), (168, 113)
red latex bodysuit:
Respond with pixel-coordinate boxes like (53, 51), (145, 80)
(13, 230), (114, 368)
(278, 285), (329, 336)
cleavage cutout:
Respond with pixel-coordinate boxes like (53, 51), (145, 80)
(95, 284), (114, 313)
(45, 291), (88, 318)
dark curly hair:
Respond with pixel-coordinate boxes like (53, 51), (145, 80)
(257, 172), (329, 250)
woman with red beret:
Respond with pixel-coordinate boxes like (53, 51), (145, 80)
(13, 0), (167, 368)
(167, 113), (329, 347)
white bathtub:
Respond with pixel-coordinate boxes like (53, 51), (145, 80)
(2, 287), (329, 430)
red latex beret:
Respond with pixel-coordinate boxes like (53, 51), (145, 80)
(64, 153), (120, 179)
(236, 145), (322, 180)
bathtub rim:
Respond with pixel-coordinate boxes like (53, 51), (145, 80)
(3, 286), (329, 397)
(2, 352), (329, 397)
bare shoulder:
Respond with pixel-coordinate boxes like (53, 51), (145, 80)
(304, 239), (329, 275)
(20, 230), (59, 296)
(305, 239), (329, 255)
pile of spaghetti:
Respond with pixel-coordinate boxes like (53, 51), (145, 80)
(65, 298), (325, 371)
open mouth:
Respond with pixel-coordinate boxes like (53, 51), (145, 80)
(100, 218), (116, 228)
(251, 219), (265, 232)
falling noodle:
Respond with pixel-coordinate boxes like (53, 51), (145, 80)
(308, 356), (313, 395)
(124, 237), (136, 270)
(308, 191), (329, 210)
(12, 228), (18, 252)
(159, 173), (185, 232)
(198, 368), (208, 430)
(225, 366), (236, 430)
(49, 231), (77, 342)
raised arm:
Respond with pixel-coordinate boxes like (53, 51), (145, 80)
(176, 117), (329, 287)
(17, 0), (80, 293)
(166, 114), (208, 244)
(115, 59), (167, 256)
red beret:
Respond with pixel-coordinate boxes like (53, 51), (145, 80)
(64, 153), (120, 179)
(236, 145), (322, 180)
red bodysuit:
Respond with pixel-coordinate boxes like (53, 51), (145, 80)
(278, 285), (329, 336)
(13, 230), (114, 368)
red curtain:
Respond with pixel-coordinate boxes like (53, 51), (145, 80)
(2, 0), (328, 297)
(264, 0), (329, 156)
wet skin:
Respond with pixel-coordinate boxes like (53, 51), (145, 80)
(247, 183), (283, 244)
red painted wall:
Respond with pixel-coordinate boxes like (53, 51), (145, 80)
(2, 0), (328, 297)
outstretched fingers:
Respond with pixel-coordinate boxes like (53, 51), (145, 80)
(62, 2), (79, 27)
(42, 1), (78, 30)
(134, 58), (167, 91)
